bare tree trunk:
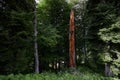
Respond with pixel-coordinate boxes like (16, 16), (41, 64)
(69, 10), (76, 68)
(33, 0), (39, 73)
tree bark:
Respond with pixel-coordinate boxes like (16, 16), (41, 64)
(105, 43), (113, 77)
(69, 10), (76, 68)
(33, 0), (39, 73)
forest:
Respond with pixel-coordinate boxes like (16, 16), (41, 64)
(0, 0), (120, 80)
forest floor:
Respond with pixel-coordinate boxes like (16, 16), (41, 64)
(0, 67), (120, 80)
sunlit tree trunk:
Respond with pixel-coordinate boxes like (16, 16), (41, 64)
(69, 10), (76, 68)
(33, 0), (39, 73)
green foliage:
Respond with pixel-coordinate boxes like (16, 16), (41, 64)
(1, 0), (120, 78)
(3, 11), (33, 74)
(0, 0), (34, 74)
(78, 0), (120, 77)
(98, 18), (120, 43)
(98, 17), (120, 76)
(0, 72), (119, 80)
(36, 0), (71, 71)
(38, 24), (60, 47)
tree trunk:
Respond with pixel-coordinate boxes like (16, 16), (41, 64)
(105, 43), (113, 76)
(105, 63), (113, 77)
(33, 0), (39, 73)
(69, 10), (76, 68)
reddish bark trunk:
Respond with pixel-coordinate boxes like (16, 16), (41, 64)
(69, 10), (76, 68)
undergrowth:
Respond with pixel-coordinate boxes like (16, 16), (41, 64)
(0, 72), (119, 80)
(0, 66), (119, 80)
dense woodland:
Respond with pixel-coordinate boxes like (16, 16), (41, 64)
(0, 0), (120, 80)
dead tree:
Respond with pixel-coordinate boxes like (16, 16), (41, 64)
(69, 10), (76, 68)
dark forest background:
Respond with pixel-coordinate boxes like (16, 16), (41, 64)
(0, 0), (120, 78)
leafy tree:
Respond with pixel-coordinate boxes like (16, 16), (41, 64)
(98, 17), (120, 76)
(82, 0), (120, 76)
(37, 0), (71, 71)
(0, 0), (35, 74)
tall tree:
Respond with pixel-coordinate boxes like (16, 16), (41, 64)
(69, 10), (76, 68)
(0, 0), (35, 74)
(33, 0), (39, 73)
(37, 0), (71, 71)
(84, 0), (120, 76)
